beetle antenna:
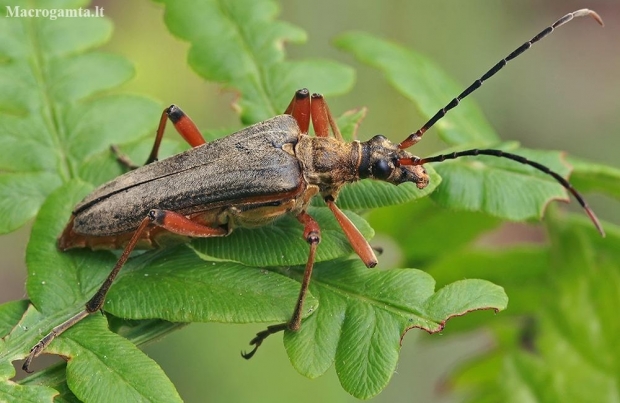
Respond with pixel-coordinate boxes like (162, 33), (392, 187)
(397, 9), (603, 150)
(399, 149), (605, 236)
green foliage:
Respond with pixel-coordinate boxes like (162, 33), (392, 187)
(335, 31), (499, 147)
(568, 156), (620, 199)
(282, 260), (506, 399)
(0, 0), (161, 235)
(0, 0), (616, 402)
(439, 217), (620, 402)
(153, 0), (355, 124)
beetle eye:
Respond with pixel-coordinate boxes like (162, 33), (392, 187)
(372, 159), (392, 180)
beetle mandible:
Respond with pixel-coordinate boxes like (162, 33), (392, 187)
(23, 9), (605, 371)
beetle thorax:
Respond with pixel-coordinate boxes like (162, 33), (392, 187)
(295, 136), (361, 197)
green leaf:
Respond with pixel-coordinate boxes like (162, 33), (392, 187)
(336, 107), (367, 142)
(568, 156), (620, 199)
(193, 207), (374, 267)
(0, 300), (29, 337)
(0, 173), (60, 235)
(545, 217), (620, 379)
(0, 306), (57, 402)
(4, 307), (182, 403)
(17, 320), (185, 403)
(282, 259), (508, 399)
(24, 181), (103, 313)
(0, 0), (161, 234)
(106, 247), (319, 324)
(18, 364), (80, 403)
(0, 373), (58, 403)
(48, 315), (183, 403)
(17, 180), (318, 341)
(334, 31), (498, 147)
(447, 217), (620, 402)
(335, 166), (440, 210)
(369, 197), (500, 266)
(427, 246), (549, 333)
(0, 302), (58, 403)
(156, 0), (355, 123)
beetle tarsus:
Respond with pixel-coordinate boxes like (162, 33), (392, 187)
(23, 309), (91, 372)
(241, 323), (290, 359)
(22, 343), (42, 373)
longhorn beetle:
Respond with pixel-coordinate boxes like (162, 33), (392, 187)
(23, 9), (605, 371)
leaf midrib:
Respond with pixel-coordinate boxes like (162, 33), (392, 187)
(25, 3), (72, 182)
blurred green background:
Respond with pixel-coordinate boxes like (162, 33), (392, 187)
(2, 1), (618, 401)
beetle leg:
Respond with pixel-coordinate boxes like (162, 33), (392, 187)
(147, 209), (228, 237)
(110, 144), (140, 170)
(284, 88), (311, 134)
(86, 210), (226, 315)
(289, 211), (321, 330)
(23, 216), (152, 373)
(144, 105), (206, 165)
(83, 210), (226, 315)
(114, 105), (207, 170)
(23, 210), (227, 373)
(325, 197), (377, 268)
(284, 89), (343, 140)
(242, 210), (320, 359)
(309, 93), (343, 141)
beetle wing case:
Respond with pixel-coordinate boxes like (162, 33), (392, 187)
(72, 115), (304, 236)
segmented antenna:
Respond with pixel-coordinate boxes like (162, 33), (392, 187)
(397, 9), (604, 150)
(399, 150), (605, 236)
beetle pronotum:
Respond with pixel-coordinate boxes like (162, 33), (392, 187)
(23, 9), (604, 371)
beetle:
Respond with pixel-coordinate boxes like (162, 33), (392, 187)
(23, 9), (604, 372)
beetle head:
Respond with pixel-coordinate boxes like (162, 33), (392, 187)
(359, 135), (429, 189)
